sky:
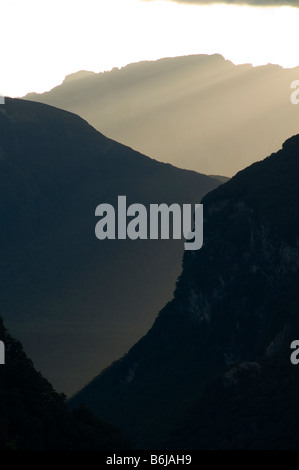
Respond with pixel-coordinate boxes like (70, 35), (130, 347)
(1, 0), (299, 97)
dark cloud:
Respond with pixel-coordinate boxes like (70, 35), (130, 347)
(143, 0), (299, 6)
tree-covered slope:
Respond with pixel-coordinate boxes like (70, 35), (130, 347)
(70, 134), (299, 449)
(0, 317), (129, 450)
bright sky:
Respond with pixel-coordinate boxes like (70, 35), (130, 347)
(1, 0), (299, 97)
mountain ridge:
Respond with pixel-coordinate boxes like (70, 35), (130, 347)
(0, 98), (220, 395)
(24, 53), (299, 176)
(70, 131), (299, 448)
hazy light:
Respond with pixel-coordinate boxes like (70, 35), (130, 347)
(0, 0), (299, 97)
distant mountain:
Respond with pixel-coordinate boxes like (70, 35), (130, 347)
(70, 134), (299, 449)
(0, 98), (220, 395)
(208, 175), (230, 183)
(0, 316), (129, 450)
(25, 54), (299, 176)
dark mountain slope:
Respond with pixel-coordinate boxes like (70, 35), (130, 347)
(0, 98), (220, 395)
(25, 54), (299, 176)
(167, 279), (299, 449)
(70, 134), (299, 448)
(0, 316), (129, 450)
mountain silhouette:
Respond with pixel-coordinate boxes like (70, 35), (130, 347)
(25, 54), (299, 176)
(0, 316), (130, 450)
(70, 133), (299, 448)
(0, 98), (220, 395)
